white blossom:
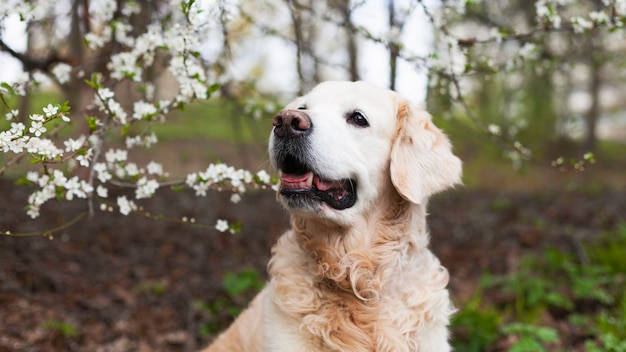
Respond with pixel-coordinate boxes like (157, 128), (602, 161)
(96, 185), (109, 198)
(30, 113), (44, 122)
(43, 104), (58, 117)
(117, 196), (136, 215)
(26, 138), (63, 159)
(105, 149), (128, 163)
(26, 171), (39, 183)
(85, 30), (111, 49)
(64, 136), (85, 152)
(107, 99), (129, 124)
(146, 161), (164, 176)
(132, 101), (158, 120)
(64, 177), (83, 200)
(215, 219), (229, 233)
(489, 28), (503, 43)
(125, 133), (159, 149)
(256, 170), (271, 185)
(26, 184), (56, 219)
(93, 163), (113, 183)
(10, 122), (26, 135)
(98, 88), (115, 101)
(5, 109), (18, 121)
(37, 174), (50, 188)
(135, 177), (159, 199)
(518, 43), (539, 61)
(52, 63), (73, 84)
(114, 22), (135, 47)
(488, 124), (502, 136)
(535, 0), (562, 28)
(110, 52), (142, 81)
(76, 148), (93, 167)
(571, 16), (594, 33)
(125, 163), (139, 177)
(230, 193), (242, 204)
(589, 11), (609, 24)
(121, 1), (141, 17)
(114, 165), (126, 179)
(89, 0), (117, 23)
(193, 182), (210, 197)
(51, 169), (67, 187)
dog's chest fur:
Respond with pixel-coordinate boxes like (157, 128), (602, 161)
(266, 214), (451, 352)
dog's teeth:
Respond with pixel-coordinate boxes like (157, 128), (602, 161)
(306, 172), (313, 187)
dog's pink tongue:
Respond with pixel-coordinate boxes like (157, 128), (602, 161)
(280, 172), (313, 189)
(314, 176), (343, 191)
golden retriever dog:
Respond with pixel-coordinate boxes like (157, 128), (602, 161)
(202, 81), (462, 352)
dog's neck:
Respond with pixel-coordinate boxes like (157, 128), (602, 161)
(287, 192), (429, 298)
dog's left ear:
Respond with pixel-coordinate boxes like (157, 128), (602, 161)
(390, 101), (462, 204)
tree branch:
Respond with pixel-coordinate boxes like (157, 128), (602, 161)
(0, 38), (66, 73)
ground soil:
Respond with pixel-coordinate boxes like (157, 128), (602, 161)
(1, 142), (625, 352)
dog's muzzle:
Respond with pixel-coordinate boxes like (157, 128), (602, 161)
(271, 110), (357, 211)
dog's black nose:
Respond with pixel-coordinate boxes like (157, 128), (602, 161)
(273, 110), (312, 138)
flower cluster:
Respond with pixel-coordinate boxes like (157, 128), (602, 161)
(25, 169), (94, 218)
(0, 103), (70, 161)
(51, 63), (73, 84)
(186, 164), (273, 197)
(535, 0), (565, 29)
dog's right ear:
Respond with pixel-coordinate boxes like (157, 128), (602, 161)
(390, 101), (462, 204)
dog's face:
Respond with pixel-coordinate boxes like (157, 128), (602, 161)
(269, 81), (461, 225)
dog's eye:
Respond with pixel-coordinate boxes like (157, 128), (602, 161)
(347, 110), (369, 127)
(297, 105), (307, 110)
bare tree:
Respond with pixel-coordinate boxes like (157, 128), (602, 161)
(285, 0), (319, 94)
(329, 0), (360, 81)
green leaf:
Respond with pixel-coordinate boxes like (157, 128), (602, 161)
(84, 73), (101, 89)
(85, 116), (98, 132)
(14, 177), (31, 186)
(121, 124), (130, 136)
(1, 82), (16, 95)
(59, 100), (71, 114)
(229, 221), (242, 234)
(510, 336), (544, 352)
(42, 320), (78, 339)
(206, 83), (220, 99)
(170, 184), (186, 192)
(222, 269), (263, 298)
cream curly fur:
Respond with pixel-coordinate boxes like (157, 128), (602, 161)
(202, 81), (462, 352)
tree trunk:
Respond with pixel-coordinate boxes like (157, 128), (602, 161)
(387, 0), (403, 91)
(332, 0), (359, 81)
(286, 0), (307, 95)
(65, 0), (86, 111)
(583, 59), (601, 153)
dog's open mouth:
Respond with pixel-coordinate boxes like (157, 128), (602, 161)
(278, 154), (357, 210)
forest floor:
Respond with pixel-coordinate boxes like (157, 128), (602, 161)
(0, 140), (625, 352)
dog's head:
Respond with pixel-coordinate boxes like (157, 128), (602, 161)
(269, 81), (461, 225)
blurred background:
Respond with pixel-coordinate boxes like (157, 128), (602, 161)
(1, 1), (625, 351)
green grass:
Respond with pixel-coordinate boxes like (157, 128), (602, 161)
(151, 100), (272, 143)
(1, 88), (272, 143)
(453, 223), (626, 350)
(194, 268), (264, 336)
